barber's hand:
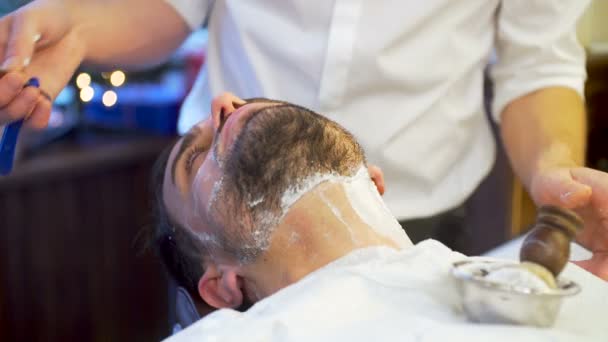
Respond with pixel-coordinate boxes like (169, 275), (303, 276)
(530, 166), (608, 280)
(0, 0), (83, 128)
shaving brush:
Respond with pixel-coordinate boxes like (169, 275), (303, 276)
(519, 205), (583, 284)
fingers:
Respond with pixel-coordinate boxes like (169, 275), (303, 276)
(27, 96), (51, 130)
(0, 3), (77, 129)
(0, 71), (39, 125)
(558, 180), (592, 208)
(571, 167), (608, 203)
(0, 15), (12, 62)
(571, 167), (608, 229)
(0, 79), (51, 129)
(531, 168), (592, 209)
(367, 164), (385, 196)
(19, 30), (85, 129)
(1, 10), (39, 70)
(0, 72), (50, 128)
(572, 254), (608, 280)
(2, 85), (39, 118)
(0, 71), (26, 107)
(211, 92), (246, 129)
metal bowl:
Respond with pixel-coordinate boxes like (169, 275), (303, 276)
(451, 259), (580, 327)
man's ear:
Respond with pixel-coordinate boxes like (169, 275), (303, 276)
(368, 164), (385, 195)
(198, 264), (244, 309)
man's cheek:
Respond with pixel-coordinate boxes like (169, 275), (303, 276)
(191, 165), (221, 224)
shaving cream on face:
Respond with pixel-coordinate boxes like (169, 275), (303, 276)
(317, 187), (360, 245)
(191, 160), (278, 263)
(188, 162), (225, 241)
(279, 165), (412, 248)
(342, 168), (413, 248)
(207, 177), (223, 213)
(280, 172), (350, 213)
(288, 231), (301, 245)
(249, 196), (265, 208)
(188, 159), (412, 263)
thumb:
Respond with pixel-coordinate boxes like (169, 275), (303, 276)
(367, 164), (385, 196)
(572, 256), (608, 281)
(533, 169), (592, 209)
(557, 179), (592, 208)
(1, 12), (40, 70)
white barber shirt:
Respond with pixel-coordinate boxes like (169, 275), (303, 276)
(165, 240), (608, 342)
(165, 0), (588, 220)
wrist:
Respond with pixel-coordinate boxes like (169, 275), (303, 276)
(61, 0), (97, 62)
(26, 0), (87, 59)
(528, 142), (580, 187)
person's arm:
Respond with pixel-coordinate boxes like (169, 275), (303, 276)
(491, 0), (590, 204)
(501, 87), (608, 280)
(0, 0), (208, 128)
(501, 87), (586, 198)
(492, 0), (608, 279)
(4, 0), (196, 70)
(73, 0), (200, 68)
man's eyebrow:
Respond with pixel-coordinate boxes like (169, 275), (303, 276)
(171, 126), (201, 185)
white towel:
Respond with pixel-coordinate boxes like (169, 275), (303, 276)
(166, 240), (608, 342)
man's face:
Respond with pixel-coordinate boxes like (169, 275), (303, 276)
(163, 94), (367, 263)
(163, 94), (279, 246)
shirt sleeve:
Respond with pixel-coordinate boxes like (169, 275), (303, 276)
(490, 0), (590, 122)
(163, 0), (213, 30)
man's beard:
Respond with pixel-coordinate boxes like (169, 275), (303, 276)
(207, 187), (278, 263)
(207, 103), (364, 264)
(205, 107), (288, 263)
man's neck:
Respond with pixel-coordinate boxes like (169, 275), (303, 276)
(241, 181), (411, 300)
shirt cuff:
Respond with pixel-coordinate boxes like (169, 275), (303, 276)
(491, 74), (586, 123)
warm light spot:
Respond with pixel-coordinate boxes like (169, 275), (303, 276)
(75, 73), (91, 89)
(102, 90), (117, 107)
(80, 86), (94, 102)
(110, 70), (126, 87)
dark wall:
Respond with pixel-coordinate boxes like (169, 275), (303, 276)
(0, 133), (173, 341)
(586, 56), (608, 173)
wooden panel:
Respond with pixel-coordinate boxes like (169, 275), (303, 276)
(0, 132), (174, 341)
(509, 179), (537, 237)
(586, 55), (608, 173)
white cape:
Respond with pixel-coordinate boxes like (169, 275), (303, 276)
(166, 240), (608, 342)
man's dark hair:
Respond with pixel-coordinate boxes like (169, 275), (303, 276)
(151, 146), (205, 299)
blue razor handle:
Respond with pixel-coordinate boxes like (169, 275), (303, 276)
(0, 77), (40, 175)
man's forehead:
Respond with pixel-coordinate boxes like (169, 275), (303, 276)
(170, 123), (209, 184)
(161, 174), (182, 238)
(162, 126), (200, 212)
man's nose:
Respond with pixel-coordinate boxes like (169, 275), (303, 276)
(211, 92), (246, 129)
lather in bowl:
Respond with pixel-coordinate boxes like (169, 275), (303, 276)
(451, 259), (580, 327)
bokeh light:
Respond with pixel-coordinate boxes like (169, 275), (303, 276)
(102, 90), (118, 107)
(80, 86), (94, 102)
(110, 71), (126, 87)
(76, 73), (91, 89)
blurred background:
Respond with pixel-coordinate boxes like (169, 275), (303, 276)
(0, 1), (607, 341)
